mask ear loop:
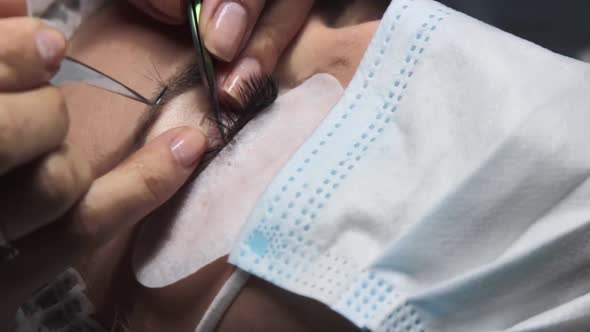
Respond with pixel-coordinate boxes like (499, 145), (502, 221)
(194, 268), (250, 332)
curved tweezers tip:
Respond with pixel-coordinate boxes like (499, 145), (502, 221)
(62, 56), (156, 105)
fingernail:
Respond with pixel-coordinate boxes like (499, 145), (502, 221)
(206, 2), (248, 62)
(35, 29), (66, 69)
(222, 57), (262, 107)
(170, 129), (207, 167)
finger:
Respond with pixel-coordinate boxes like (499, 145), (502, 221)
(0, 144), (92, 241)
(0, 17), (66, 90)
(67, 126), (207, 247)
(0, 86), (69, 174)
(219, 0), (314, 106)
(0, 0), (27, 17)
(0, 127), (206, 313)
(201, 0), (267, 62)
(128, 0), (185, 24)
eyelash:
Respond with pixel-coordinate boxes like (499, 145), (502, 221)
(143, 67), (277, 173)
(215, 74), (278, 142)
(196, 74), (278, 171)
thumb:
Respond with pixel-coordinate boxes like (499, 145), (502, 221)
(0, 127), (207, 316)
(70, 126), (207, 245)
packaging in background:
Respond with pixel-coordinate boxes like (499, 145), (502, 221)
(27, 0), (107, 38)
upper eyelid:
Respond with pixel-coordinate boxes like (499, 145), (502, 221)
(135, 61), (277, 155)
(134, 61), (205, 147)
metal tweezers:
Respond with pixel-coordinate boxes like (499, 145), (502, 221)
(189, 0), (224, 135)
(52, 0), (220, 110)
(51, 57), (158, 105)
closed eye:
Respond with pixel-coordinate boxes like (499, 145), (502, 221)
(134, 60), (278, 171)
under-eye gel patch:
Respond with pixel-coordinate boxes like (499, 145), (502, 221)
(133, 74), (344, 288)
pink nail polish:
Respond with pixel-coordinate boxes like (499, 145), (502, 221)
(206, 2), (248, 62)
(170, 130), (206, 167)
(223, 57), (262, 107)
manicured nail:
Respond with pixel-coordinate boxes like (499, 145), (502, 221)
(206, 2), (248, 62)
(222, 57), (262, 107)
(170, 129), (207, 167)
(35, 29), (66, 69)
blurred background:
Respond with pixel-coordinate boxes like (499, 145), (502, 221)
(439, 0), (590, 60)
(325, 0), (590, 60)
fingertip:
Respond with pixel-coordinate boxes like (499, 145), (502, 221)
(68, 128), (207, 244)
(0, 18), (67, 90)
(203, 1), (249, 62)
(35, 28), (66, 70)
(169, 127), (208, 168)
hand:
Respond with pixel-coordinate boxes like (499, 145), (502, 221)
(0, 12), (208, 320)
(1, 0), (26, 17)
(0, 16), (78, 246)
(131, 0), (315, 105)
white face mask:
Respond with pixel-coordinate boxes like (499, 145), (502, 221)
(226, 0), (590, 331)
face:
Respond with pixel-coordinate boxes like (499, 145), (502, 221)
(61, 2), (381, 331)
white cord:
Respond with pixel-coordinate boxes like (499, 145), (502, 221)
(195, 269), (250, 332)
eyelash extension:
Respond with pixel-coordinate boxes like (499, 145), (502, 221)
(154, 86), (168, 105)
(136, 67), (277, 173)
(217, 74), (278, 142)
(197, 75), (278, 171)
(141, 59), (169, 94)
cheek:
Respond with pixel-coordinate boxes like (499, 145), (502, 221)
(62, 84), (146, 176)
(125, 258), (235, 332)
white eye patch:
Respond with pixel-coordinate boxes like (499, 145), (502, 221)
(132, 74), (343, 288)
